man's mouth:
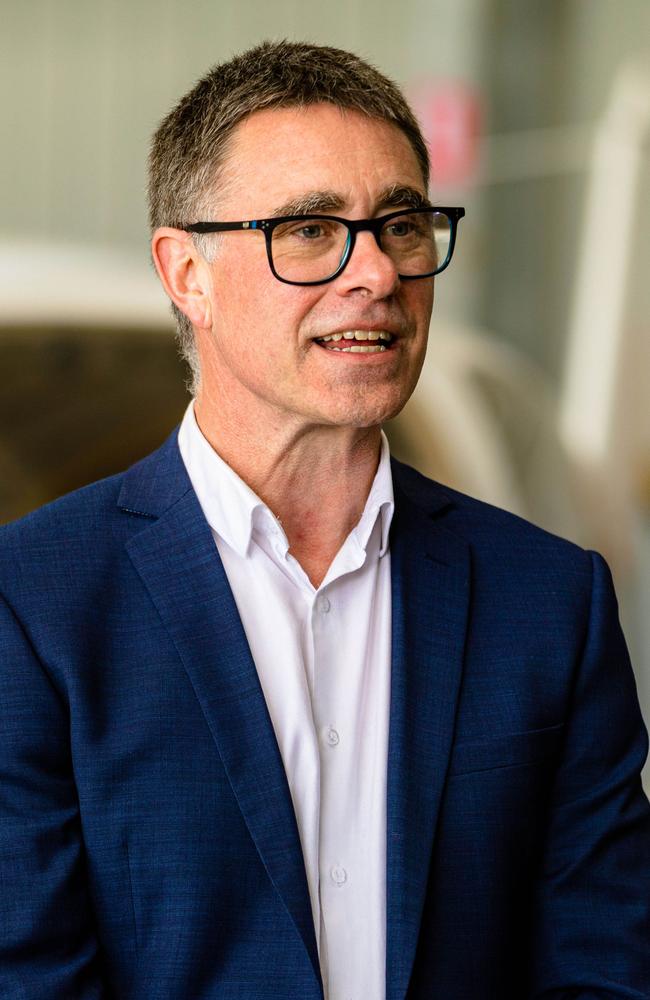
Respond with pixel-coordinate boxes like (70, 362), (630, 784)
(314, 330), (394, 353)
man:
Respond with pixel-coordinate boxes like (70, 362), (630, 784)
(1, 40), (648, 1000)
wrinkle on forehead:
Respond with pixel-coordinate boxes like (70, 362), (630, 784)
(213, 105), (428, 219)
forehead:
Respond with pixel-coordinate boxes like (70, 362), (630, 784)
(217, 103), (427, 216)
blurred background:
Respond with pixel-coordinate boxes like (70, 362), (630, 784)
(1, 1), (649, 784)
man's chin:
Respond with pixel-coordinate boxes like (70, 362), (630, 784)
(313, 396), (412, 430)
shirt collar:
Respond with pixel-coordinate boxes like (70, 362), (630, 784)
(177, 400), (394, 559)
(351, 430), (394, 557)
(177, 401), (268, 558)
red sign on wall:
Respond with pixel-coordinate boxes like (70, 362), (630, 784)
(410, 82), (483, 188)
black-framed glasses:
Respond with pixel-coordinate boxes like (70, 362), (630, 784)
(184, 206), (465, 286)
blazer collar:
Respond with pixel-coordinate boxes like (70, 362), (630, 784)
(117, 426), (192, 518)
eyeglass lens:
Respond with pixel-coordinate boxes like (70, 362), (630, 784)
(270, 210), (450, 283)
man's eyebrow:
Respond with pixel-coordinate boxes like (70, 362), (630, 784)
(375, 185), (432, 211)
(270, 191), (346, 218)
(267, 185), (432, 220)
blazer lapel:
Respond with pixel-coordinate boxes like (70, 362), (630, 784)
(386, 464), (471, 1000)
(118, 432), (322, 990)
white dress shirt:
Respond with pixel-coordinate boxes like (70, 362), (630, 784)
(178, 401), (394, 1000)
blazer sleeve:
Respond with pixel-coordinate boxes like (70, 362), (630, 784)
(529, 550), (650, 998)
(0, 591), (110, 999)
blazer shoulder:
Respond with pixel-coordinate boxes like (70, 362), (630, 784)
(391, 457), (590, 571)
(1, 468), (126, 542)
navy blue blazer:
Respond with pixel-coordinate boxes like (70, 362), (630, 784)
(1, 428), (649, 999)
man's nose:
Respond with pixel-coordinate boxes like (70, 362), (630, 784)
(335, 230), (400, 298)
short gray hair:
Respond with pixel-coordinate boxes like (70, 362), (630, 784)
(148, 40), (430, 393)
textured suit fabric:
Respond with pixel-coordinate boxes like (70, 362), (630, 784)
(0, 428), (649, 1000)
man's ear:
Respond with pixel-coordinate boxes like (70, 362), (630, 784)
(151, 227), (212, 330)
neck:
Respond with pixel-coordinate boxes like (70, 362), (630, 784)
(193, 395), (383, 588)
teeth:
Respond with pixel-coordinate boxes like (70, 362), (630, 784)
(328, 345), (386, 353)
(315, 330), (394, 351)
(319, 330), (394, 343)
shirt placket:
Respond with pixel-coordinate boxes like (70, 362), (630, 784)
(311, 547), (372, 1000)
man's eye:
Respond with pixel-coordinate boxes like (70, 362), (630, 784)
(385, 220), (413, 237)
(297, 224), (325, 239)
(276, 220), (331, 240)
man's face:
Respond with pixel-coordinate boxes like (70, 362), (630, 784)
(196, 103), (434, 431)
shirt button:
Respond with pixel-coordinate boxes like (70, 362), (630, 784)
(326, 727), (340, 747)
(317, 595), (331, 614)
(330, 865), (347, 886)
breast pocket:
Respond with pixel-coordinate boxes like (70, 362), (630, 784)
(447, 723), (565, 776)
